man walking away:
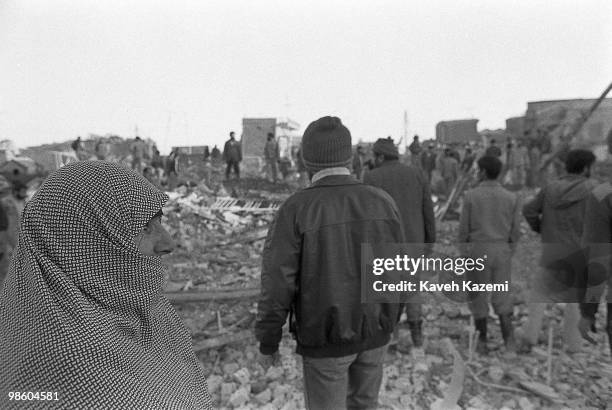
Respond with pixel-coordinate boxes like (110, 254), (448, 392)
(255, 116), (405, 410)
(364, 137), (435, 350)
(458, 156), (522, 354)
(408, 135), (423, 168)
(522, 149), (598, 352)
(579, 179), (612, 356)
(223, 131), (242, 180)
(421, 143), (437, 184)
(264, 133), (280, 183)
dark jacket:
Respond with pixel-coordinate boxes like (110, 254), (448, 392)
(264, 140), (279, 160)
(420, 151), (437, 172)
(485, 145), (502, 158)
(255, 175), (404, 358)
(223, 139), (242, 162)
(523, 174), (598, 266)
(581, 182), (612, 309)
(363, 160), (435, 244)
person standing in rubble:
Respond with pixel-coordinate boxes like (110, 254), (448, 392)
(130, 136), (147, 173)
(521, 149), (598, 352)
(485, 139), (502, 158)
(255, 116), (404, 409)
(408, 135), (423, 168)
(211, 145), (221, 162)
(223, 131), (242, 180)
(364, 137), (435, 351)
(420, 143), (437, 184)
(440, 147), (459, 198)
(165, 147), (179, 190)
(264, 133), (280, 183)
(71, 136), (85, 160)
(579, 177), (612, 357)
(458, 156), (522, 354)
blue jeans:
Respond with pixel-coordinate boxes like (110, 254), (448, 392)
(302, 345), (387, 410)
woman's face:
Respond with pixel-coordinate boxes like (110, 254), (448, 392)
(135, 213), (175, 256)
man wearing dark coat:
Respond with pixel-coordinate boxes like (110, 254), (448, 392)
(223, 131), (242, 180)
(364, 137), (436, 349)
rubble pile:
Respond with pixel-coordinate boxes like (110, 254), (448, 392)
(159, 183), (611, 409)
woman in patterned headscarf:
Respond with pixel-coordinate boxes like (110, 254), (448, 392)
(0, 161), (212, 409)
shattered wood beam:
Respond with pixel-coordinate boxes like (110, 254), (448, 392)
(441, 338), (465, 409)
(166, 288), (260, 303)
(193, 330), (253, 351)
(539, 81), (612, 171)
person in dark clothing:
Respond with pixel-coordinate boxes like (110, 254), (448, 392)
(71, 136), (85, 160)
(522, 149), (598, 352)
(255, 116), (404, 410)
(264, 133), (280, 183)
(408, 135), (422, 167)
(364, 137), (435, 350)
(420, 143), (437, 183)
(223, 131), (242, 180)
(485, 139), (502, 158)
(211, 145), (221, 161)
(580, 179), (612, 356)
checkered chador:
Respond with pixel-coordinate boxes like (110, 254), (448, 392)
(0, 161), (212, 409)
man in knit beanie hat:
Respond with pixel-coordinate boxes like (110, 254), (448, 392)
(366, 137), (436, 353)
(256, 116), (405, 409)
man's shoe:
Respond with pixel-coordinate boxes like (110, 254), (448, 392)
(475, 317), (488, 355)
(408, 320), (424, 348)
(499, 313), (517, 353)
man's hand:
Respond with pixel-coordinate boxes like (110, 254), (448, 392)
(258, 351), (281, 371)
(578, 316), (597, 345)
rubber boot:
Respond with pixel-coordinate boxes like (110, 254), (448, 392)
(607, 303), (612, 357)
(408, 320), (424, 348)
(499, 313), (517, 353)
(475, 317), (488, 355)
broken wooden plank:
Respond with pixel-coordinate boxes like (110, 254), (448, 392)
(165, 287), (260, 303)
(193, 330), (253, 351)
(441, 338), (465, 409)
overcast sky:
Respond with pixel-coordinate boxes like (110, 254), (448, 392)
(1, 0), (611, 154)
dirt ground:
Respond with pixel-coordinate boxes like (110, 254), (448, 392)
(162, 180), (612, 410)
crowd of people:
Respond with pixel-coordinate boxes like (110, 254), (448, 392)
(0, 117), (609, 408)
(256, 117), (611, 408)
(350, 134), (558, 201)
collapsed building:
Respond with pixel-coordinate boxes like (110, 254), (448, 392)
(506, 98), (612, 159)
(240, 118), (300, 176)
(435, 119), (481, 146)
